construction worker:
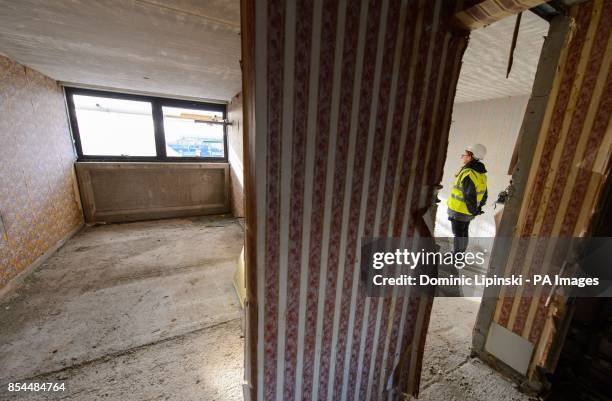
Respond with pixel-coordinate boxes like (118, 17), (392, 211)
(447, 143), (488, 253)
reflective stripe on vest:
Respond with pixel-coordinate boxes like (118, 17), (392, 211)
(447, 168), (487, 215)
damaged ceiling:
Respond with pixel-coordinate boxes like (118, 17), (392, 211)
(0, 1), (547, 104)
(455, 10), (549, 103)
(0, 0), (241, 102)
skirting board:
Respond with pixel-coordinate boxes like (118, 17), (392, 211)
(0, 223), (83, 300)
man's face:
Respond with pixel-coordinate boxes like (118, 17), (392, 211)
(461, 151), (472, 166)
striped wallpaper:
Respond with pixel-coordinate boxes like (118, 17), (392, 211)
(491, 0), (611, 377)
(248, 0), (469, 399)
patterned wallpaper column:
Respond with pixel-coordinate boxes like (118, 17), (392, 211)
(247, 0), (469, 399)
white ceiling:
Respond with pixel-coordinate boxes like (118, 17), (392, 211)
(456, 11), (549, 103)
(0, 0), (241, 102)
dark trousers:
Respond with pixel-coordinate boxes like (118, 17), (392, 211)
(450, 218), (470, 253)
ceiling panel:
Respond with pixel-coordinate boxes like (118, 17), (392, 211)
(0, 0), (241, 101)
(456, 11), (549, 103)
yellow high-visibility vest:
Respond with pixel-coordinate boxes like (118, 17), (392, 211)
(447, 168), (487, 215)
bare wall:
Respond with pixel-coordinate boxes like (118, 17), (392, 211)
(0, 54), (83, 289)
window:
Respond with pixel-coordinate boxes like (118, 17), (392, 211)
(65, 88), (227, 162)
(162, 106), (225, 158)
(73, 95), (156, 156)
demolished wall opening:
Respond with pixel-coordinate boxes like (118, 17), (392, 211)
(422, 9), (550, 397)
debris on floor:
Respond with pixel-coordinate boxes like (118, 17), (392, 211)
(0, 217), (244, 401)
(419, 298), (535, 401)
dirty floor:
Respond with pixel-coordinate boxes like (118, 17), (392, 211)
(0, 216), (244, 401)
(420, 298), (535, 401)
(1, 216), (535, 401)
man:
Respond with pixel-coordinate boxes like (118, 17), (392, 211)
(447, 143), (488, 253)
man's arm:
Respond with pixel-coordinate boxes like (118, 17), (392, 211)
(461, 176), (480, 215)
(479, 188), (488, 209)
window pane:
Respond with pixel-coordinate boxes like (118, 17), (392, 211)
(73, 95), (156, 156)
(162, 106), (225, 158)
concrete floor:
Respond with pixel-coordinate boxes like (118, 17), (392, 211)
(419, 298), (535, 401)
(0, 216), (244, 401)
(0, 215), (535, 401)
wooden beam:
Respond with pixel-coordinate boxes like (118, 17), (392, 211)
(454, 0), (547, 30)
(240, 0), (257, 399)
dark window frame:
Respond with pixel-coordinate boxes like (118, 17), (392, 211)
(64, 87), (228, 163)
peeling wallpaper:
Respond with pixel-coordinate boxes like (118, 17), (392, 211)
(492, 0), (612, 375)
(0, 54), (83, 289)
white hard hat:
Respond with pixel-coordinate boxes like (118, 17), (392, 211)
(467, 143), (486, 160)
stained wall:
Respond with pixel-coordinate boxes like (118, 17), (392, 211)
(0, 54), (83, 290)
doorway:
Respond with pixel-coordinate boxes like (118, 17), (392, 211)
(421, 10), (549, 399)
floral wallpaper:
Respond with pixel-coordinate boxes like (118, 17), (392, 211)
(0, 54), (83, 289)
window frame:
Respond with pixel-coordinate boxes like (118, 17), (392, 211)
(65, 87), (228, 163)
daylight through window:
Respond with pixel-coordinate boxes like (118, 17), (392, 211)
(162, 106), (225, 158)
(66, 88), (227, 162)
